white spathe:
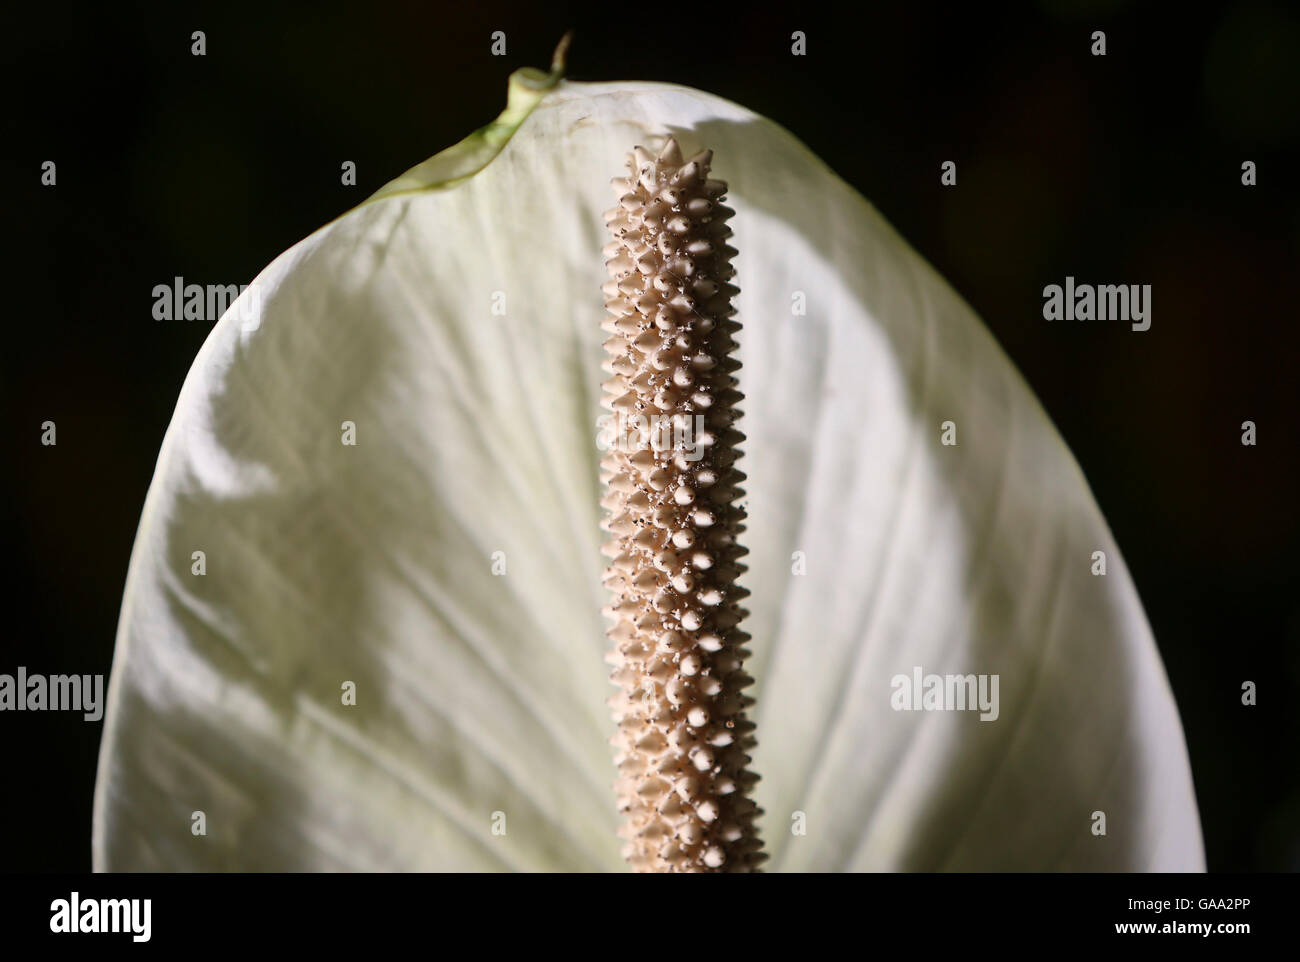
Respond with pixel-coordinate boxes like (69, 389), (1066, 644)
(92, 75), (1204, 872)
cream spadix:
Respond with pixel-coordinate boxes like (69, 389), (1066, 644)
(600, 138), (764, 872)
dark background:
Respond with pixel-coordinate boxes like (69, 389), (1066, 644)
(2, 0), (1297, 872)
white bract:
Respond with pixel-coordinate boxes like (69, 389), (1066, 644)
(93, 60), (1204, 872)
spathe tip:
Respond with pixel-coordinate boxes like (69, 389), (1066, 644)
(551, 30), (574, 76)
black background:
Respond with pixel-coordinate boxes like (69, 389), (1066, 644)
(2, 0), (1297, 872)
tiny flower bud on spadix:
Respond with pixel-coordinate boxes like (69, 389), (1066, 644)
(600, 136), (764, 872)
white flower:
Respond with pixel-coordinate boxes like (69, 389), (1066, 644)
(92, 54), (1204, 872)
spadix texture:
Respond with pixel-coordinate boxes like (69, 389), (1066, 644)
(601, 140), (763, 871)
(94, 68), (1204, 871)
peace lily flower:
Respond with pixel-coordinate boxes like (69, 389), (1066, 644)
(93, 44), (1204, 872)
